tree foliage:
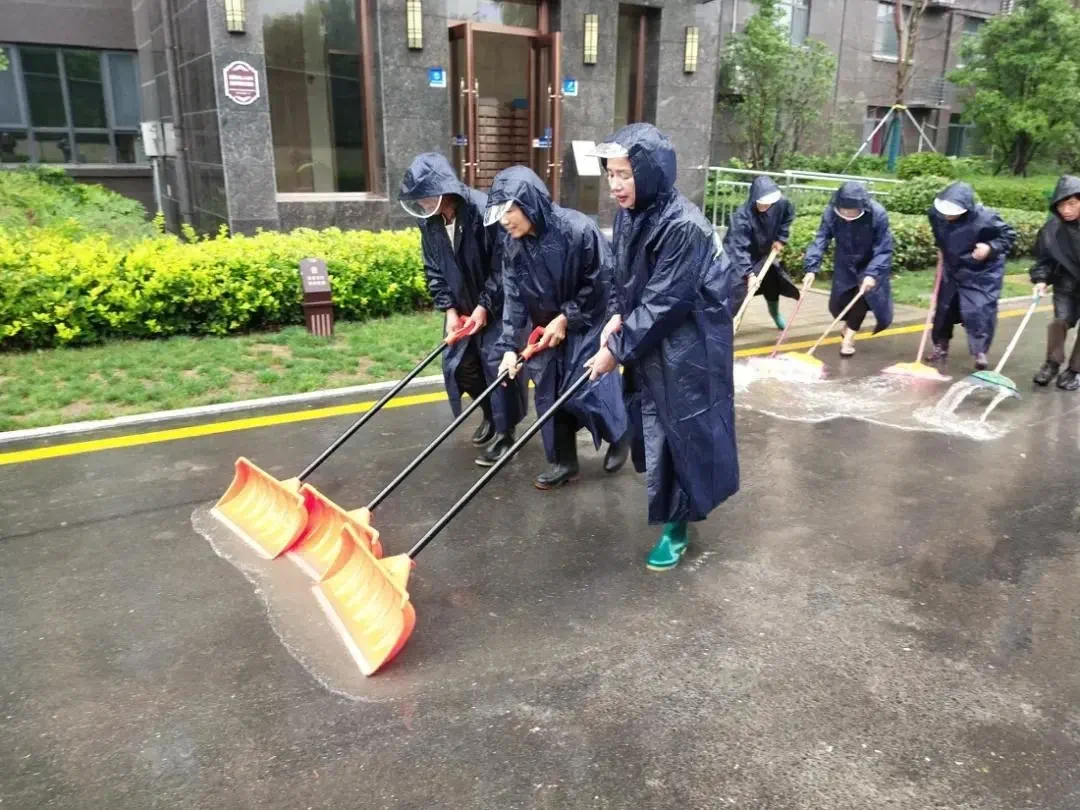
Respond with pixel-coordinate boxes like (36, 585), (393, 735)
(951, 0), (1080, 175)
(718, 0), (836, 170)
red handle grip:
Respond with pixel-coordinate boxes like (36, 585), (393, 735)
(519, 326), (547, 361)
(445, 316), (480, 346)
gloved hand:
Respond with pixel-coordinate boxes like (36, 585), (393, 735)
(860, 275), (877, 293)
(1034, 282), (1048, 297)
(499, 351), (520, 380)
(600, 313), (622, 348)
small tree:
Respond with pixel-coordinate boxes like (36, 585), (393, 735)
(719, 0), (836, 169)
(951, 0), (1080, 175)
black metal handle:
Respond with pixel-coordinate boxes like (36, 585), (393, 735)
(365, 368), (511, 512)
(406, 371), (592, 559)
(297, 341), (448, 482)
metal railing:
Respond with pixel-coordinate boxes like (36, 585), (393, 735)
(701, 166), (903, 233)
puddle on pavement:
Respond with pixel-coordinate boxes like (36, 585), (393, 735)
(191, 503), (375, 701)
(733, 360), (1017, 441)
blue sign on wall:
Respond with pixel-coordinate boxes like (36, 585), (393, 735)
(562, 77), (579, 97)
(428, 68), (447, 89)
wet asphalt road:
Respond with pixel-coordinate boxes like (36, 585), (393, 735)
(1, 314), (1078, 810)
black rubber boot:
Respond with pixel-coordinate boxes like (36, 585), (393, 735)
(1056, 369), (1080, 391)
(603, 433), (630, 474)
(471, 418), (495, 445)
(1034, 360), (1060, 387)
(475, 433), (514, 467)
(534, 462), (580, 489)
(535, 415), (579, 490)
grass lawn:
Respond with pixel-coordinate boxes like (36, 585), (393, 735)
(813, 260), (1032, 308)
(0, 311), (444, 431)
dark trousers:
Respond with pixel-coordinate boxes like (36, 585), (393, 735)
(551, 411), (581, 466)
(1047, 280), (1080, 371)
(834, 287), (871, 332)
(454, 342), (493, 422)
(932, 295), (962, 346)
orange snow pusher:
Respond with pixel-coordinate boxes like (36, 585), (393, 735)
(212, 317), (481, 561)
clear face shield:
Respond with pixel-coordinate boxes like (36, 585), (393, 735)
(484, 199), (515, 228)
(589, 142), (630, 161)
(400, 195), (443, 219)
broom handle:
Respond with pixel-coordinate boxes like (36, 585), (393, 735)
(808, 289), (867, 356)
(733, 248), (780, 333)
(915, 254), (944, 363)
(993, 292), (1041, 374)
(298, 341), (449, 482)
(407, 371), (592, 559)
(769, 283), (811, 358)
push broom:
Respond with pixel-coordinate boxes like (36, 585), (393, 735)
(287, 327), (547, 583)
(313, 370), (596, 676)
(882, 254), (951, 382)
(777, 287), (869, 379)
(213, 317), (482, 561)
(965, 289), (1043, 398)
(732, 247), (781, 334)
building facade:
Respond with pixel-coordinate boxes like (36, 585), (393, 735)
(712, 0), (1003, 163)
(2, 0), (721, 233)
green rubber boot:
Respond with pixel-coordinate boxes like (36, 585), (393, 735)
(646, 522), (689, 571)
(766, 299), (786, 330)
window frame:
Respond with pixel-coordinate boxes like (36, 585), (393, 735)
(0, 44), (146, 166)
(873, 2), (904, 63)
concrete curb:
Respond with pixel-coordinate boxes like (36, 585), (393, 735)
(0, 373), (446, 445)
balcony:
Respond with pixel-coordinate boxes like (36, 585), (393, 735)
(906, 76), (956, 108)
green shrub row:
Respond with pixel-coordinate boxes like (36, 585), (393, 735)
(779, 208), (1045, 275)
(0, 227), (429, 350)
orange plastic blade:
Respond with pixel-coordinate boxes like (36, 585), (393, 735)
(212, 458), (306, 559)
(287, 485), (383, 581)
(313, 529), (416, 677)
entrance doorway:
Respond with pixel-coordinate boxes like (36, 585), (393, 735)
(449, 22), (563, 200)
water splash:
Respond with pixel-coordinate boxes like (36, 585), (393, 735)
(735, 360), (1016, 441)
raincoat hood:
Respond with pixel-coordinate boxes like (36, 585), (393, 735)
(834, 181), (871, 211)
(399, 152), (467, 201)
(1050, 174), (1080, 215)
(936, 181), (976, 214)
(487, 166), (552, 234)
(603, 123), (677, 210)
(748, 176), (782, 206)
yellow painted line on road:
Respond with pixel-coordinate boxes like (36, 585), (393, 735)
(0, 304), (1049, 466)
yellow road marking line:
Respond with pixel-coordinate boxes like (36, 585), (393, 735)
(0, 305), (1049, 466)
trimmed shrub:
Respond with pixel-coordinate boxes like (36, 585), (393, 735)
(882, 175), (952, 215)
(968, 176), (1053, 213)
(896, 152), (958, 180)
(0, 227), (429, 349)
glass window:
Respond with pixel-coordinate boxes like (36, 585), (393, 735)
(1, 45), (143, 165)
(446, 0), (538, 28)
(963, 16), (983, 36)
(0, 47), (23, 126)
(264, 0), (377, 192)
(64, 50), (107, 128)
(108, 53), (141, 129)
(0, 130), (31, 164)
(21, 47), (68, 127)
(777, 0), (810, 45)
(947, 113), (972, 156)
(874, 3), (899, 59)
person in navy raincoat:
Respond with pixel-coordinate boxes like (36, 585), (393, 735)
(486, 166), (630, 490)
(927, 181), (1017, 370)
(399, 153), (526, 466)
(803, 181), (895, 356)
(584, 123), (740, 572)
(724, 176), (800, 330)
(1031, 175), (1080, 390)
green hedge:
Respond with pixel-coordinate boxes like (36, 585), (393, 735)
(896, 153), (958, 181)
(779, 208), (1045, 275)
(969, 177), (1053, 213)
(0, 227), (429, 350)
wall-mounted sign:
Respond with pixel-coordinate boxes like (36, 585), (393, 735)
(429, 68), (447, 89)
(223, 61), (260, 105)
(452, 134), (468, 147)
(562, 77), (579, 97)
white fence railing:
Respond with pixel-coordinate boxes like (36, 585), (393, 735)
(702, 166), (902, 232)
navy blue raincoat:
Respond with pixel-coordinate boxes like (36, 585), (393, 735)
(928, 181), (1016, 354)
(600, 123), (740, 525)
(804, 182), (895, 333)
(724, 175), (800, 314)
(400, 153), (526, 434)
(489, 166), (628, 462)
